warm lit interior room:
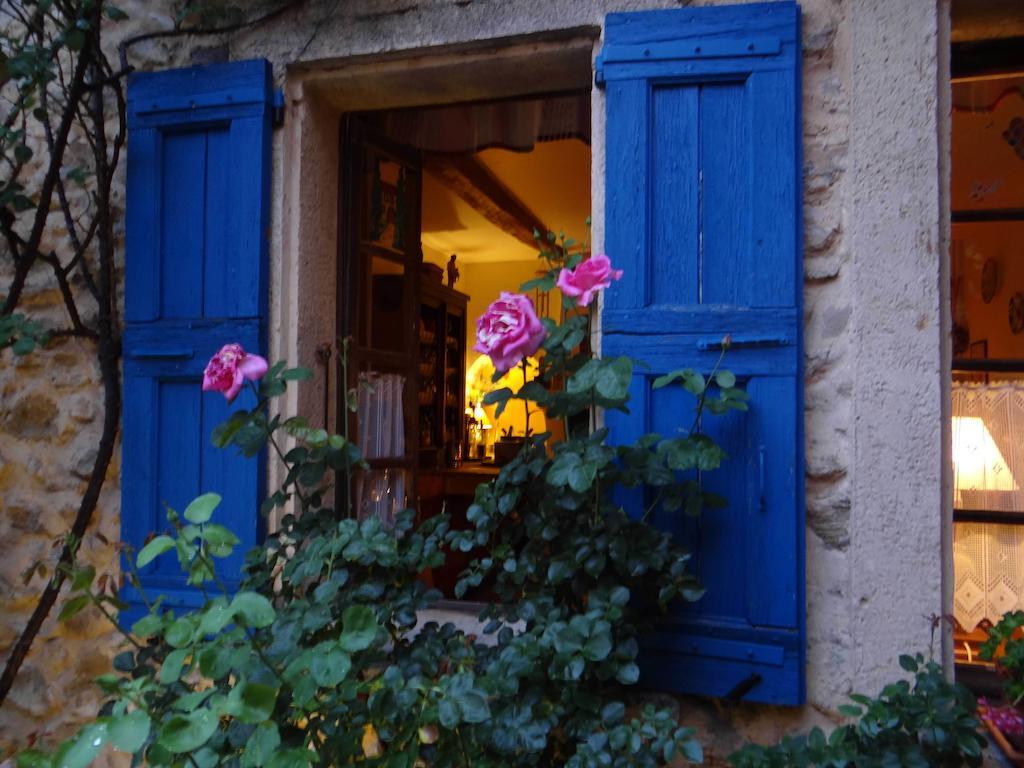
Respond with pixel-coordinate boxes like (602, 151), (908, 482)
(337, 94), (591, 595)
(949, 71), (1024, 685)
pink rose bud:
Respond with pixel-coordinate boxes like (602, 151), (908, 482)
(555, 254), (623, 307)
(202, 343), (269, 402)
(474, 292), (547, 373)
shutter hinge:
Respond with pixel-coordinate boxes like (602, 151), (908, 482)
(723, 673), (763, 704)
(594, 52), (606, 88)
(272, 89), (285, 128)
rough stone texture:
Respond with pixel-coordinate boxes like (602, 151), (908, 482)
(0, 0), (949, 763)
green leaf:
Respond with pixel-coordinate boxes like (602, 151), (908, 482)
(226, 681), (278, 724)
(898, 654), (918, 672)
(715, 370), (737, 388)
(137, 535), (175, 568)
(71, 565), (96, 591)
(16, 749), (51, 768)
(615, 662), (640, 685)
(230, 592), (276, 629)
(339, 605), (377, 652)
(567, 461), (597, 493)
(520, 274), (556, 292)
(58, 594), (90, 623)
(455, 690), (491, 723)
(12, 336), (36, 356)
(201, 524), (239, 557)
(567, 360), (599, 394)
(212, 411), (251, 449)
(310, 647), (352, 687)
(241, 722), (280, 768)
(184, 493), (221, 524)
(131, 613), (163, 639)
(583, 633), (613, 661)
(281, 367), (313, 381)
(108, 710), (150, 753)
(165, 617), (195, 648)
(680, 737), (703, 763)
(62, 723), (107, 768)
(159, 648), (190, 684)
(198, 599), (233, 635)
(653, 369), (704, 396)
(601, 701), (625, 726)
(103, 5), (129, 20)
(158, 709), (219, 753)
(266, 749), (312, 768)
(595, 357), (632, 401)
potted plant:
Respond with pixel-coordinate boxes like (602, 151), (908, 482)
(493, 425), (526, 465)
(979, 611), (1024, 764)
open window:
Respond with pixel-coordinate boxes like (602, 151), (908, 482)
(337, 94), (591, 597)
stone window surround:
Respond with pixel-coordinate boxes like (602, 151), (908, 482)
(268, 30), (600, 620)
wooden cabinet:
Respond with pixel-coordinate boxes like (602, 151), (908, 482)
(417, 280), (469, 470)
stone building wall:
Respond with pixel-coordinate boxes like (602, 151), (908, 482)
(0, 0), (947, 763)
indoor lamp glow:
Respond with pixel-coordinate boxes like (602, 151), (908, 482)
(952, 416), (1018, 505)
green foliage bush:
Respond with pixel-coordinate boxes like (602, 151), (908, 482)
(728, 654), (986, 768)
(979, 609), (1024, 706)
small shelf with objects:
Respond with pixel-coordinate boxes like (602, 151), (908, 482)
(416, 275), (469, 471)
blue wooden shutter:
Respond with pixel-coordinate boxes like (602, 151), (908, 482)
(599, 3), (805, 705)
(122, 60), (272, 622)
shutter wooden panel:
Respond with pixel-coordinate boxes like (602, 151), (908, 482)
(122, 60), (272, 624)
(599, 2), (805, 705)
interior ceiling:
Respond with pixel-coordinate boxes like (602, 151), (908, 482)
(421, 139), (591, 266)
(952, 0), (1024, 42)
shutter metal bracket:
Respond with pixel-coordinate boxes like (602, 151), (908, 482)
(697, 334), (789, 350)
(723, 673), (763, 703)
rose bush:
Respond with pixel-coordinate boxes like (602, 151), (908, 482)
(21, 229), (730, 768)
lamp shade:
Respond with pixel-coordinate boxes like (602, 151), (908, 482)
(953, 415), (1018, 504)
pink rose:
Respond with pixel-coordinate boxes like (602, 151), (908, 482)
(474, 292), (547, 373)
(202, 343), (268, 402)
(556, 254), (623, 307)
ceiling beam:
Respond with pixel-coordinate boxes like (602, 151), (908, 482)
(423, 153), (547, 250)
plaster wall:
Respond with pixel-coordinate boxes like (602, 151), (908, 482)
(0, 0), (950, 761)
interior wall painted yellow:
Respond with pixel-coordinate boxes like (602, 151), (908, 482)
(421, 138), (592, 265)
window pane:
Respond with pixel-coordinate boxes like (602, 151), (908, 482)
(369, 255), (406, 353)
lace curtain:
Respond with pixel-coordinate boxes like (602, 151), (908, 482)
(952, 382), (1024, 630)
(354, 372), (408, 527)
